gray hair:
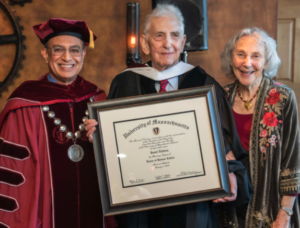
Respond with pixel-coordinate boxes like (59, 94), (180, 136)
(221, 27), (281, 78)
(143, 4), (185, 40)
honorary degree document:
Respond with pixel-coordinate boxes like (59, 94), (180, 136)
(89, 86), (231, 215)
(114, 111), (205, 187)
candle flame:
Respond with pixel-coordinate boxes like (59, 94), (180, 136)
(131, 36), (136, 45)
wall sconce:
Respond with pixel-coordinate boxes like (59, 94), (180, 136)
(126, 3), (142, 66)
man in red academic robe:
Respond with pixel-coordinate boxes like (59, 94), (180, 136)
(0, 18), (117, 228)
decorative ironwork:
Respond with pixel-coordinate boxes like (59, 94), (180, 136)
(0, 0), (26, 96)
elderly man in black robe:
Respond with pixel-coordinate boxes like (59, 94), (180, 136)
(85, 4), (252, 228)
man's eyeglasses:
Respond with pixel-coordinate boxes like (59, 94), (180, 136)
(46, 46), (84, 57)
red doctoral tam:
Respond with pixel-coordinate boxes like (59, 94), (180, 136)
(33, 18), (97, 48)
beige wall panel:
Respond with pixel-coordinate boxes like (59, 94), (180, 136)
(0, 0), (278, 111)
(294, 18), (300, 83)
(279, 0), (300, 18)
(277, 19), (294, 80)
(278, 0), (300, 83)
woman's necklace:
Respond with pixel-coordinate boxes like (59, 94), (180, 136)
(42, 97), (94, 162)
(237, 83), (260, 111)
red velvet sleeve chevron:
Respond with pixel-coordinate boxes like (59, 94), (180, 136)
(0, 138), (30, 160)
(0, 104), (53, 228)
(0, 140), (28, 213)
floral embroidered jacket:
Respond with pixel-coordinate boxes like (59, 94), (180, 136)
(224, 77), (300, 228)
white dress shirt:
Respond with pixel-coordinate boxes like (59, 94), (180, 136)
(154, 77), (179, 92)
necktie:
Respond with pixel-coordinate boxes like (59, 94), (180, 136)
(159, 79), (168, 93)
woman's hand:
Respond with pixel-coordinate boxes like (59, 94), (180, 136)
(272, 196), (296, 228)
(84, 119), (98, 143)
(271, 209), (291, 228)
(226, 150), (236, 161)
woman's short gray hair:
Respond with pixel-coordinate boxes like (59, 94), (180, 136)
(143, 4), (185, 40)
(221, 28), (281, 78)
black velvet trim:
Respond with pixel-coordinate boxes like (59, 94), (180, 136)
(45, 31), (84, 44)
(0, 223), (9, 228)
(179, 66), (207, 89)
(0, 140), (30, 159)
(0, 168), (24, 185)
(0, 195), (18, 211)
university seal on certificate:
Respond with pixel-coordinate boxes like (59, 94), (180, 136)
(153, 127), (160, 135)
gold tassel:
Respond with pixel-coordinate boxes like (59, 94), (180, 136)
(89, 29), (94, 49)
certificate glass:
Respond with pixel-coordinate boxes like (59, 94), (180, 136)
(89, 86), (230, 216)
(114, 111), (205, 188)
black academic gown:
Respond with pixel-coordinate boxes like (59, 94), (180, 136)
(108, 64), (252, 228)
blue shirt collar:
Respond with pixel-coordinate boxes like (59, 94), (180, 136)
(47, 73), (58, 83)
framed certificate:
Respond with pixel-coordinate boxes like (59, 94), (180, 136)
(88, 85), (231, 216)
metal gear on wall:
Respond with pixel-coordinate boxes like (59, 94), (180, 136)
(0, 0), (26, 96)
